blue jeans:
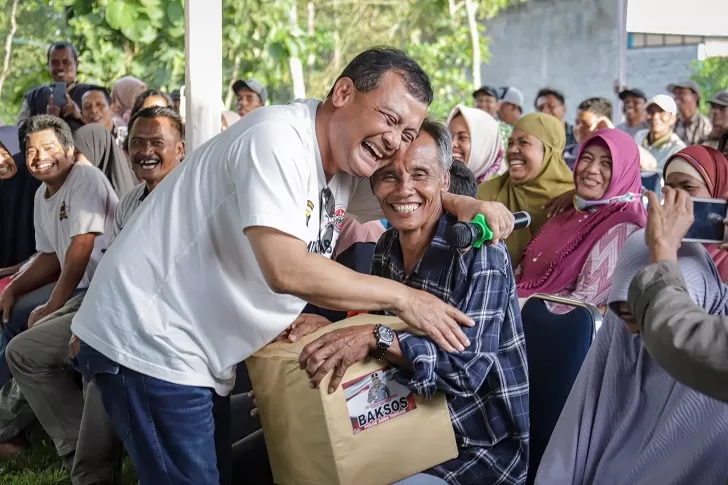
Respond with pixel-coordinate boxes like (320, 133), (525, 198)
(0, 283), (56, 385)
(77, 342), (219, 485)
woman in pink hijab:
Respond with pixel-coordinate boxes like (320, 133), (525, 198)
(110, 76), (147, 126)
(516, 129), (647, 312)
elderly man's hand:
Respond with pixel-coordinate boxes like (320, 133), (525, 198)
(273, 313), (332, 343)
(450, 196), (514, 245)
(299, 325), (376, 394)
(645, 187), (694, 262)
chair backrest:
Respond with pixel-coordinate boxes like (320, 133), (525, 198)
(521, 294), (601, 485)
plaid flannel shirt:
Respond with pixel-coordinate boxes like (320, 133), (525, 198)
(372, 215), (529, 485)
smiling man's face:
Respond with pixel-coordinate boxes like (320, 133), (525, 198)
(370, 131), (447, 234)
(48, 46), (77, 84)
(127, 116), (184, 190)
(25, 129), (74, 186)
(328, 71), (428, 178)
(82, 90), (113, 131)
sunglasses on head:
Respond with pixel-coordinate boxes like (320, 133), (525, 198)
(319, 187), (335, 253)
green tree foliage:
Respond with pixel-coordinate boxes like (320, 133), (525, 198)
(0, 0), (66, 122)
(0, 0), (520, 123)
(692, 57), (728, 115)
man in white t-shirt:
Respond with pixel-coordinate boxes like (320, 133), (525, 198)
(71, 47), (515, 484)
(0, 114), (117, 388)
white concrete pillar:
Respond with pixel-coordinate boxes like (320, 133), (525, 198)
(184, 0), (223, 153)
(616, 0), (628, 123)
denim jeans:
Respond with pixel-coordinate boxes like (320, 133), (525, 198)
(77, 342), (219, 485)
(0, 283), (56, 386)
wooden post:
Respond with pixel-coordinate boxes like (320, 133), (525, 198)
(184, 0), (223, 153)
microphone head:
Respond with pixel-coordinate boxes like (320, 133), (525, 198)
(445, 222), (478, 248)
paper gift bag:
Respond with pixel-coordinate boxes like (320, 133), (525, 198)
(247, 314), (458, 485)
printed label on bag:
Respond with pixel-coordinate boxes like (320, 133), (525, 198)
(343, 367), (417, 434)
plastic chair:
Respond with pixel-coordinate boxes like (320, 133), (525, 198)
(521, 294), (601, 485)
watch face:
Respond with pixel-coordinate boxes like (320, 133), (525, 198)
(378, 325), (394, 344)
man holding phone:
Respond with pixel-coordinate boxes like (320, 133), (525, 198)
(628, 186), (728, 403)
(16, 42), (92, 131)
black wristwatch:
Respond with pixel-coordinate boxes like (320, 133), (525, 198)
(372, 324), (394, 360)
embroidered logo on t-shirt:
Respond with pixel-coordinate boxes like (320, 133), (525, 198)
(333, 204), (346, 231)
(59, 201), (69, 221)
(305, 200), (314, 227)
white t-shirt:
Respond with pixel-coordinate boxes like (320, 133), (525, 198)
(72, 99), (383, 395)
(34, 163), (118, 288)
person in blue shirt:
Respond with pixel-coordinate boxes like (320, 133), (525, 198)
(300, 118), (529, 485)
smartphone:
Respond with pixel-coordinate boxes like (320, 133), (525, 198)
(683, 198), (728, 243)
(51, 81), (67, 107)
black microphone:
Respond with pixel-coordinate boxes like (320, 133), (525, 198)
(445, 211), (531, 249)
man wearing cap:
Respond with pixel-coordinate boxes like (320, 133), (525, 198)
(472, 85), (500, 117)
(635, 94), (686, 170)
(170, 89), (181, 113)
(232, 79), (267, 117)
(706, 90), (728, 149)
(497, 86), (523, 128)
(668, 80), (712, 146)
(616, 88), (648, 138)
(473, 85), (513, 150)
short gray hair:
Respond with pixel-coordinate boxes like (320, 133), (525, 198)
(419, 118), (453, 173)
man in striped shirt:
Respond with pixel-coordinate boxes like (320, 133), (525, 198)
(6, 106), (184, 485)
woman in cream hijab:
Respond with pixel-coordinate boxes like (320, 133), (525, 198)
(447, 105), (505, 183)
(477, 113), (574, 266)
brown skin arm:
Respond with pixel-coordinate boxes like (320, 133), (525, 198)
(27, 233), (96, 328)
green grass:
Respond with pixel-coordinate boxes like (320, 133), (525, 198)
(0, 434), (137, 485)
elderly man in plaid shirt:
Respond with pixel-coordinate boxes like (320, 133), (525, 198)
(300, 119), (529, 485)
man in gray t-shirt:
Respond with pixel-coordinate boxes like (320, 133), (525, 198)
(0, 115), (117, 379)
(5, 107), (185, 483)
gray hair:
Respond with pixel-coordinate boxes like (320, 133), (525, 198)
(20, 115), (74, 154)
(419, 118), (453, 173)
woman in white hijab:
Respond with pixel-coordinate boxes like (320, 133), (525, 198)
(447, 105), (505, 183)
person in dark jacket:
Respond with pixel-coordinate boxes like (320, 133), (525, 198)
(16, 42), (92, 131)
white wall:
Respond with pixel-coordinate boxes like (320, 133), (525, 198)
(626, 45), (699, 99)
(481, 0), (620, 122)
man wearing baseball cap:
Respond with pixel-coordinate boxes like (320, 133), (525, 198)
(706, 89), (728, 149)
(232, 78), (267, 117)
(472, 85), (500, 117)
(635, 94), (686, 169)
(616, 88), (648, 138)
(497, 86), (523, 128)
(667, 80), (712, 145)
(473, 85), (513, 149)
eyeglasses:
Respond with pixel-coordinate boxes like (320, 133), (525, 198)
(319, 187), (335, 254)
